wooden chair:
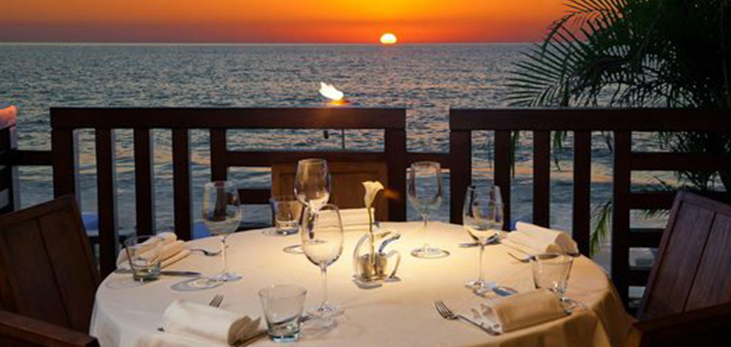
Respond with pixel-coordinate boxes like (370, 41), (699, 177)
(272, 161), (391, 221)
(0, 195), (99, 332)
(0, 310), (98, 347)
(626, 192), (731, 345)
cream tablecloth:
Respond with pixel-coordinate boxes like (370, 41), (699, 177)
(91, 222), (632, 347)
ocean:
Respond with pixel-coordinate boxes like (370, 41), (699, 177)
(0, 43), (667, 267)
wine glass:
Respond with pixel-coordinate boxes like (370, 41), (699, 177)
(194, 181), (243, 288)
(294, 158), (331, 212)
(301, 204), (344, 319)
(284, 159), (331, 254)
(408, 161), (449, 259)
(463, 184), (504, 293)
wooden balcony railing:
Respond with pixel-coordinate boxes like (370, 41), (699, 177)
(450, 108), (731, 306)
(2, 107), (731, 307)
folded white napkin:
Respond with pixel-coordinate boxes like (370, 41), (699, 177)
(162, 300), (261, 346)
(117, 232), (190, 269)
(471, 289), (566, 333)
(330, 208), (372, 232)
(503, 222), (579, 254)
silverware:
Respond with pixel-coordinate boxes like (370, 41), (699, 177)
(434, 300), (500, 336)
(209, 294), (224, 308)
(189, 248), (223, 256)
(158, 295), (224, 332)
(114, 269), (202, 277)
(507, 252), (581, 263)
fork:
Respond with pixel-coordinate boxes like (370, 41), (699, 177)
(434, 300), (500, 336)
(158, 294), (224, 332)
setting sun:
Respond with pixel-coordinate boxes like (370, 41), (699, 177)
(380, 33), (398, 45)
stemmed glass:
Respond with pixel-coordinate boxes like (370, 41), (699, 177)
(284, 159), (331, 254)
(408, 161), (449, 259)
(197, 181), (243, 287)
(301, 204), (344, 319)
(463, 184), (504, 294)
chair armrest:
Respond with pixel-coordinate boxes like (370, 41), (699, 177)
(0, 310), (98, 347)
(628, 302), (731, 347)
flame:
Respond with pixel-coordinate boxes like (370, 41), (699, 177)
(319, 82), (344, 102)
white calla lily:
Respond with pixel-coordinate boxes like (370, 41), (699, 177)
(362, 181), (385, 209)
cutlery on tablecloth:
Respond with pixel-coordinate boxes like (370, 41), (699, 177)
(114, 269), (202, 277)
(507, 252), (581, 263)
(434, 300), (500, 336)
(189, 248), (223, 256)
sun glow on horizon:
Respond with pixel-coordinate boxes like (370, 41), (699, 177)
(380, 33), (398, 45)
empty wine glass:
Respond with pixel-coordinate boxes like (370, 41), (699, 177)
(301, 204), (344, 320)
(284, 159), (331, 254)
(189, 181), (243, 289)
(463, 184), (503, 293)
(408, 161), (449, 259)
(294, 158), (331, 212)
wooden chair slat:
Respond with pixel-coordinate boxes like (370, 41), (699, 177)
(449, 129), (471, 225)
(51, 129), (78, 199)
(0, 196), (98, 332)
(210, 128), (227, 181)
(532, 131), (551, 227)
(133, 129), (155, 236)
(685, 214), (731, 311)
(0, 310), (99, 347)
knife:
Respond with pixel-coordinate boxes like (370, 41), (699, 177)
(114, 269), (201, 277)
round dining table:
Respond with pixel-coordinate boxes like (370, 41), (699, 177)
(91, 222), (632, 347)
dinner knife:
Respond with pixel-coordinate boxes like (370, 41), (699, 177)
(114, 269), (201, 277)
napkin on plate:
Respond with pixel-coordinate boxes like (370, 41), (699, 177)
(162, 300), (261, 346)
(503, 222), (579, 254)
(117, 232), (191, 269)
(470, 289), (566, 333)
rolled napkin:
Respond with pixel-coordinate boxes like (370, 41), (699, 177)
(472, 289), (566, 333)
(117, 232), (190, 269)
(162, 300), (261, 346)
(504, 222), (579, 254)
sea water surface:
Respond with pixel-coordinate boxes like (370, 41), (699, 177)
(0, 43), (668, 268)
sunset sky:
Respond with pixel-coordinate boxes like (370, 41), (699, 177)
(0, 0), (565, 43)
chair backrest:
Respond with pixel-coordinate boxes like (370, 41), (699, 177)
(272, 161), (390, 221)
(0, 195), (99, 332)
(628, 301), (731, 347)
(638, 192), (731, 320)
(0, 310), (98, 347)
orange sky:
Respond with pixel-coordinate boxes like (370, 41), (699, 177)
(0, 0), (565, 43)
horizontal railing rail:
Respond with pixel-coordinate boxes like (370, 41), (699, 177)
(450, 108), (731, 308)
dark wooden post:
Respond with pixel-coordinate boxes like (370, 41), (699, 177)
(134, 129), (155, 236)
(613, 131), (632, 307)
(95, 128), (118, 278)
(573, 131), (592, 256)
(532, 131), (551, 227)
(0, 106), (18, 214)
(172, 129), (192, 240)
(385, 127), (407, 221)
(449, 129), (471, 224)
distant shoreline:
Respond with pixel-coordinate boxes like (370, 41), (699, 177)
(0, 41), (537, 47)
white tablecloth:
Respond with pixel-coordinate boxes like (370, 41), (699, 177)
(91, 222), (632, 347)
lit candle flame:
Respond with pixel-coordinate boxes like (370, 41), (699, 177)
(319, 82), (345, 102)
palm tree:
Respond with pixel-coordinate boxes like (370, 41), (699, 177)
(504, 0), (731, 253)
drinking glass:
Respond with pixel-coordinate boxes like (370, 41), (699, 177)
(124, 235), (162, 282)
(531, 253), (575, 306)
(190, 181), (243, 289)
(301, 204), (344, 319)
(269, 195), (303, 236)
(408, 161), (449, 259)
(259, 285), (307, 342)
(294, 158), (331, 212)
(463, 185), (503, 293)
(284, 158), (331, 254)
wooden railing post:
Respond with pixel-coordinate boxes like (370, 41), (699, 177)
(449, 129), (471, 224)
(494, 131), (512, 230)
(532, 131), (551, 227)
(613, 131), (632, 307)
(51, 128), (79, 202)
(95, 128), (118, 278)
(385, 128), (407, 221)
(573, 131), (592, 256)
(210, 129), (228, 182)
(172, 129), (192, 240)
(134, 129), (155, 236)
(0, 106), (18, 214)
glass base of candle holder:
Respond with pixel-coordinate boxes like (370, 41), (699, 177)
(411, 246), (450, 259)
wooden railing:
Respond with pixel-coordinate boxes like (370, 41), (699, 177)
(449, 108), (731, 307)
(46, 107), (427, 277)
(2, 106), (731, 307)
